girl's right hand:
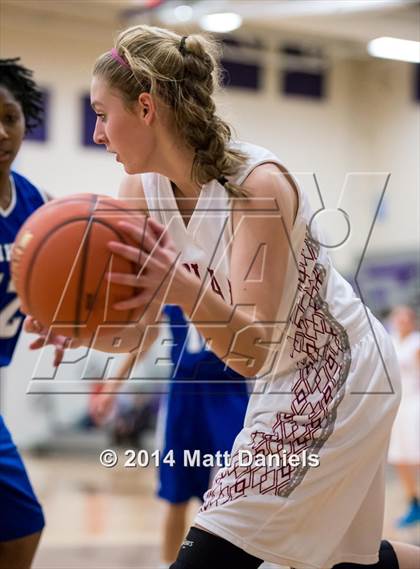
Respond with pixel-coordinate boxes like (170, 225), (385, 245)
(23, 315), (80, 367)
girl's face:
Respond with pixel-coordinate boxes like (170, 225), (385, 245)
(91, 75), (157, 174)
(0, 86), (25, 175)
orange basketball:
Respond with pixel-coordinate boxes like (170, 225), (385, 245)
(11, 193), (145, 350)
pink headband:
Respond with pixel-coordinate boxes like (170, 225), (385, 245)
(110, 48), (130, 70)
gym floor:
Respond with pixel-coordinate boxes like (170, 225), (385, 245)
(28, 452), (419, 569)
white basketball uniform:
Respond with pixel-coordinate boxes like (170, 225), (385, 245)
(388, 331), (420, 465)
(141, 141), (401, 569)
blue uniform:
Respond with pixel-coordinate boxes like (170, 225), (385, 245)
(158, 305), (248, 504)
(0, 171), (45, 540)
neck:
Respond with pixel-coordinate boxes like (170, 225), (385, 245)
(152, 134), (200, 198)
(0, 169), (11, 203)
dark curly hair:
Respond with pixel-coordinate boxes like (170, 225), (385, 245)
(0, 58), (44, 132)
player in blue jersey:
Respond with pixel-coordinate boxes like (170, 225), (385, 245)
(0, 58), (46, 569)
(157, 305), (248, 565)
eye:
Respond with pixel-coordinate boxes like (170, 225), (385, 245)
(4, 113), (19, 125)
(96, 113), (106, 123)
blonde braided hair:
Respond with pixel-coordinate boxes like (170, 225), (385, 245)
(93, 25), (247, 197)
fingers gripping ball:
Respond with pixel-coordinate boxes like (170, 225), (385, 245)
(11, 193), (146, 348)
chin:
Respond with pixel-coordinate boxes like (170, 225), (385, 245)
(0, 156), (15, 173)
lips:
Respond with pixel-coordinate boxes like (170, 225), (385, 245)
(0, 149), (12, 162)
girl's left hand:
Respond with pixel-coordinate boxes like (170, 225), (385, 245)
(106, 216), (186, 310)
(23, 315), (79, 367)
(89, 389), (117, 425)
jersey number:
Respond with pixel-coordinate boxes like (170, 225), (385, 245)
(0, 273), (22, 339)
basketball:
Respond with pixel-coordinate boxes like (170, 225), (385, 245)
(11, 193), (145, 349)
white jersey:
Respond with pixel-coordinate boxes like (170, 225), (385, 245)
(141, 141), (401, 568)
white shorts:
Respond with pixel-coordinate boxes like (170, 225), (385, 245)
(195, 320), (401, 569)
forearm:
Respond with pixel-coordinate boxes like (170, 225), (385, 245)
(177, 277), (270, 377)
(94, 351), (136, 394)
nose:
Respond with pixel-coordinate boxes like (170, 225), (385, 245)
(93, 118), (107, 146)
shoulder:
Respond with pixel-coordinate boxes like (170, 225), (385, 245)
(12, 170), (36, 190)
(236, 162), (299, 229)
(11, 171), (47, 203)
(244, 162), (294, 197)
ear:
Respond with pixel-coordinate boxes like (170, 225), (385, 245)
(138, 92), (155, 125)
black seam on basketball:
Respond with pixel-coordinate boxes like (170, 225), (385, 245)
(84, 218), (140, 326)
(24, 216), (99, 316)
(24, 218), (138, 314)
(23, 214), (139, 333)
(74, 197), (143, 334)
